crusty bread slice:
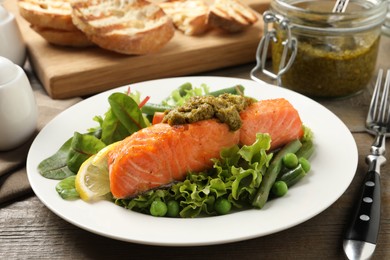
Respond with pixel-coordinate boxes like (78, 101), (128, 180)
(208, 0), (258, 33)
(70, 0), (175, 55)
(159, 0), (209, 36)
(30, 25), (93, 47)
(18, 0), (77, 31)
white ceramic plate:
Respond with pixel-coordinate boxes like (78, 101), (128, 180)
(27, 77), (358, 246)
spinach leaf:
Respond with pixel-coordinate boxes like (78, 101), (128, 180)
(56, 175), (79, 200)
(108, 93), (148, 135)
(38, 91), (146, 180)
(67, 132), (106, 173)
(38, 137), (75, 180)
(100, 109), (131, 145)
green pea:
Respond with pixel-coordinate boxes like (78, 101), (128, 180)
(282, 153), (299, 169)
(166, 200), (180, 217)
(299, 157), (311, 173)
(271, 181), (288, 197)
(150, 200), (167, 217)
(214, 197), (231, 215)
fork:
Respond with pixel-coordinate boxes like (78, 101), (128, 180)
(343, 69), (390, 260)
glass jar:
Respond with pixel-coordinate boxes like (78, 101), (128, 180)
(383, 0), (390, 35)
(251, 0), (387, 98)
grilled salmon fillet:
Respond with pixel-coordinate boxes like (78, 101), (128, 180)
(109, 119), (240, 199)
(240, 98), (304, 150)
(108, 98), (303, 199)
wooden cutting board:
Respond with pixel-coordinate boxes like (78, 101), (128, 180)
(5, 0), (270, 99)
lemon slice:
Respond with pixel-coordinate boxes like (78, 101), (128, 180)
(75, 141), (121, 201)
(92, 141), (121, 171)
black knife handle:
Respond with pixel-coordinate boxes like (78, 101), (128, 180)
(344, 170), (381, 244)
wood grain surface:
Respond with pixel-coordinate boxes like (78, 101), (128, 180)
(1, 78), (389, 259)
(4, 0), (270, 99)
(1, 9), (390, 260)
(2, 35), (390, 260)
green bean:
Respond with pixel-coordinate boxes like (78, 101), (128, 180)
(252, 139), (302, 209)
(166, 200), (180, 217)
(141, 103), (173, 115)
(282, 153), (299, 169)
(295, 140), (314, 159)
(209, 85), (245, 97)
(271, 181), (288, 197)
(279, 164), (307, 187)
(150, 200), (168, 217)
(214, 197), (232, 215)
(299, 157), (311, 173)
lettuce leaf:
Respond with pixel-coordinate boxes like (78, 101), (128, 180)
(161, 82), (209, 107)
(117, 133), (273, 218)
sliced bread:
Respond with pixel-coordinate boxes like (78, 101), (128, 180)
(30, 25), (93, 47)
(208, 0), (258, 33)
(159, 0), (209, 36)
(70, 0), (175, 55)
(18, 0), (77, 31)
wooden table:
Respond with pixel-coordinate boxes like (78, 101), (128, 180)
(1, 35), (390, 260)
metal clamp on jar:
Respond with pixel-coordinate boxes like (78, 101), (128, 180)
(251, 11), (298, 87)
(251, 0), (387, 99)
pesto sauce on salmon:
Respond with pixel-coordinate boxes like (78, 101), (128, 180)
(162, 93), (255, 131)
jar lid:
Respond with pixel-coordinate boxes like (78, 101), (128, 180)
(271, 0), (387, 33)
(0, 57), (18, 85)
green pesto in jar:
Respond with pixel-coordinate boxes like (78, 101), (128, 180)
(272, 34), (379, 97)
(267, 0), (386, 99)
(272, 35), (380, 98)
(162, 94), (255, 131)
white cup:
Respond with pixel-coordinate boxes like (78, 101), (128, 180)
(0, 57), (38, 151)
(0, 4), (26, 67)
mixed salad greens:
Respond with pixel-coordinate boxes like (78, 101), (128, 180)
(38, 83), (314, 218)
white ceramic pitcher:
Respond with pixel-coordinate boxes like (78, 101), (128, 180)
(0, 57), (38, 151)
(0, 3), (26, 67)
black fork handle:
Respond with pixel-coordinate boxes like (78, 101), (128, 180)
(344, 170), (381, 244)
